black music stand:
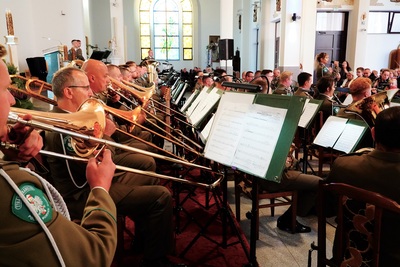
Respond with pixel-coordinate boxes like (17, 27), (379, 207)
(89, 50), (111, 62)
(296, 99), (322, 174)
(179, 165), (251, 264)
(204, 93), (306, 267)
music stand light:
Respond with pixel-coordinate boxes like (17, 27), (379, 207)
(221, 82), (262, 92)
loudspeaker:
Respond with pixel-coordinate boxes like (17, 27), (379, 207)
(218, 39), (234, 60)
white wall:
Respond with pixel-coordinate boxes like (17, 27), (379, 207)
(1, 0), (400, 75)
(0, 0), (85, 72)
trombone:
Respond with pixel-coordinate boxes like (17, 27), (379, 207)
(9, 75), (56, 106)
(9, 75), (202, 158)
(8, 99), (210, 172)
(120, 78), (187, 117)
(0, 141), (222, 190)
(107, 78), (203, 150)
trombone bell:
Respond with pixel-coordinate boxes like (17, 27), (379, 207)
(10, 98), (106, 157)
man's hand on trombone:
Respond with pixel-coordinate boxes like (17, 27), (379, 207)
(3, 114), (42, 162)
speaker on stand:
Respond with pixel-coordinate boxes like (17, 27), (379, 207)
(218, 39), (234, 72)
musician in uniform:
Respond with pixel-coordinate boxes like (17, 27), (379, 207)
(107, 64), (154, 150)
(273, 71), (294, 96)
(337, 77), (374, 149)
(0, 44), (118, 267)
(314, 76), (337, 123)
(45, 66), (181, 267)
(258, 144), (323, 233)
(68, 39), (85, 61)
(83, 59), (156, 154)
(326, 106), (400, 266)
(315, 52), (340, 82)
(294, 72), (313, 99)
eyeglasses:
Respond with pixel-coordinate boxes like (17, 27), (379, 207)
(68, 85), (91, 90)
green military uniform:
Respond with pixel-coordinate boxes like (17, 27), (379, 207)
(0, 161), (117, 267)
(327, 149), (400, 266)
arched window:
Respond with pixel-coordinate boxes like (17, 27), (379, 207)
(139, 0), (193, 61)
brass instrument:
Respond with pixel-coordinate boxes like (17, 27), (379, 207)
(109, 76), (154, 105)
(9, 75), (56, 106)
(99, 99), (202, 155)
(11, 78), (202, 157)
(10, 98), (106, 157)
(106, 83), (203, 151)
(140, 58), (159, 84)
(121, 78), (186, 117)
(8, 99), (209, 171)
(344, 91), (390, 128)
(0, 142), (222, 189)
(67, 59), (85, 69)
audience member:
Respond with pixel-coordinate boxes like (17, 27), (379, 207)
(373, 68), (391, 91)
(270, 68), (281, 91)
(244, 71), (254, 83)
(337, 60), (352, 86)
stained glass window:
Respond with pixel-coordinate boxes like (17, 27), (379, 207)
(139, 0), (193, 61)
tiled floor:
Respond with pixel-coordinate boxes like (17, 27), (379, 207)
(226, 160), (336, 267)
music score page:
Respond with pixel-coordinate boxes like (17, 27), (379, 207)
(205, 92), (287, 178)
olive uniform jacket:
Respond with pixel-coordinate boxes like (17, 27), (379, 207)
(0, 161), (117, 267)
(326, 149), (400, 266)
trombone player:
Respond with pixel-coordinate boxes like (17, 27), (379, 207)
(0, 44), (118, 266)
(336, 77), (374, 149)
(44, 66), (182, 267)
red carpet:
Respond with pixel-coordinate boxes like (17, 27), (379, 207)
(112, 178), (251, 267)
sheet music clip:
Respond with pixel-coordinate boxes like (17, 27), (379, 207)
(221, 82), (262, 92)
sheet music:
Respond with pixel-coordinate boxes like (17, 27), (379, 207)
(199, 113), (215, 144)
(342, 94), (353, 105)
(186, 87), (210, 116)
(181, 90), (199, 112)
(298, 102), (319, 128)
(204, 102), (250, 166)
(190, 88), (221, 127)
(390, 101), (400, 107)
(387, 89), (399, 101)
(313, 116), (348, 148)
(333, 123), (365, 153)
(231, 104), (287, 178)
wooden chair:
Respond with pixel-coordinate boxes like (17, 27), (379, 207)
(234, 171), (298, 239)
(315, 182), (400, 267)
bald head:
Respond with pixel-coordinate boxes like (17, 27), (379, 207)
(82, 59), (110, 94)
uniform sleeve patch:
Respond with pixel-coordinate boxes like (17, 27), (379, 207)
(12, 182), (53, 224)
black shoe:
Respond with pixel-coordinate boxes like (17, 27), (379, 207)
(277, 216), (311, 234)
(141, 257), (188, 267)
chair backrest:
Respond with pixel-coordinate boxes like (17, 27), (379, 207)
(317, 182), (400, 267)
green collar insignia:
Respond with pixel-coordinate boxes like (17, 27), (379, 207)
(12, 182), (53, 224)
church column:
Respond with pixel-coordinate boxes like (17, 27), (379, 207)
(109, 0), (125, 64)
(347, 0), (370, 69)
(220, 0), (234, 74)
(299, 1), (317, 74)
(278, 0), (302, 75)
